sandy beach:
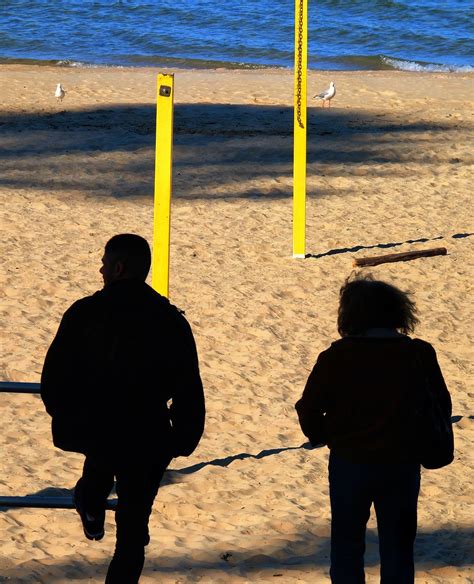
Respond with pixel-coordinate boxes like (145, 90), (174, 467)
(1, 64), (473, 583)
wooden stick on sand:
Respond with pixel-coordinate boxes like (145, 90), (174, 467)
(353, 247), (447, 268)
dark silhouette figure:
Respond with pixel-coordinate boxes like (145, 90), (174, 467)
(41, 234), (205, 583)
(295, 276), (452, 584)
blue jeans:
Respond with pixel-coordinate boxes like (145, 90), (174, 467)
(329, 454), (420, 584)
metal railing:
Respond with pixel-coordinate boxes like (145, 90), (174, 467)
(0, 381), (117, 510)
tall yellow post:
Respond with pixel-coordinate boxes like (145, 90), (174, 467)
(293, 0), (307, 258)
(152, 73), (174, 297)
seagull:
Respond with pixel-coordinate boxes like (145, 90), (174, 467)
(55, 83), (66, 102)
(314, 81), (335, 108)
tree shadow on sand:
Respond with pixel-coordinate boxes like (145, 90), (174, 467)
(0, 103), (464, 199)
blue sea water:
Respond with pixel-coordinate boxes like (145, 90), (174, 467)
(0, 0), (472, 72)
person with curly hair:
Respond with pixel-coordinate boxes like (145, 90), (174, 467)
(295, 275), (452, 584)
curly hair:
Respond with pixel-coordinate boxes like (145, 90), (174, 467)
(337, 275), (419, 337)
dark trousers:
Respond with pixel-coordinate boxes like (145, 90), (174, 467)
(329, 454), (420, 584)
(76, 453), (171, 584)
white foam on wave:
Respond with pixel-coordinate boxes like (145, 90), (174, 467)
(55, 60), (124, 69)
(383, 56), (473, 73)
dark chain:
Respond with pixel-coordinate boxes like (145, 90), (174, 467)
(296, 0), (304, 129)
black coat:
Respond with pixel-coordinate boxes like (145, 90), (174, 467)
(41, 279), (205, 460)
(295, 336), (451, 463)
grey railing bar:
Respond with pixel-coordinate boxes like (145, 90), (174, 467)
(0, 496), (117, 510)
(0, 381), (40, 393)
(0, 380), (119, 510)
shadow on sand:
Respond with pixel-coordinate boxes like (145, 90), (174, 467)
(1, 436), (472, 578)
(306, 232), (473, 259)
(0, 444), (318, 510)
(0, 103), (463, 199)
(0, 525), (472, 581)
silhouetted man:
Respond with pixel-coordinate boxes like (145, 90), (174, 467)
(41, 234), (205, 583)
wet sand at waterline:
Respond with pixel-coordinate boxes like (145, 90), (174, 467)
(1, 65), (473, 582)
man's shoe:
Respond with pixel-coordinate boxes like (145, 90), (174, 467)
(73, 488), (105, 541)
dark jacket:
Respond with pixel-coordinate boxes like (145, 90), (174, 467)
(295, 336), (451, 463)
(41, 279), (205, 460)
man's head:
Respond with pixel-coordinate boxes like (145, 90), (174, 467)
(100, 234), (151, 286)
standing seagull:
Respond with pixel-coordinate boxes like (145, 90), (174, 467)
(314, 81), (336, 108)
(55, 83), (66, 102)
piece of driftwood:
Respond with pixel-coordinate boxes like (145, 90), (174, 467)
(353, 247), (447, 267)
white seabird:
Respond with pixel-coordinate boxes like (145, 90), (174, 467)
(55, 83), (66, 102)
(314, 81), (336, 107)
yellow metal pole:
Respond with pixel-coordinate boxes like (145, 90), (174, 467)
(293, 0), (307, 258)
(152, 73), (174, 297)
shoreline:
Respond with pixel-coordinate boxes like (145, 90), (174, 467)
(1, 56), (473, 74)
(1, 62), (473, 92)
(2, 64), (473, 117)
